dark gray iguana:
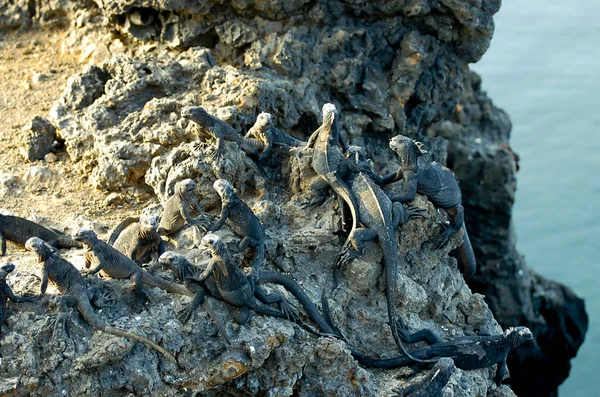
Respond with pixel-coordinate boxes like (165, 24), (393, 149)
(339, 146), (441, 358)
(244, 112), (307, 161)
(1, 262), (35, 325)
(299, 103), (361, 246)
(181, 105), (259, 162)
(351, 327), (533, 385)
(158, 248), (338, 337)
(108, 214), (165, 265)
(0, 214), (82, 256)
(24, 237), (176, 363)
(208, 179), (266, 283)
(73, 229), (193, 310)
(393, 357), (456, 397)
(157, 179), (210, 237)
(383, 135), (476, 279)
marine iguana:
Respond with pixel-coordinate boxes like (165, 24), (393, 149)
(181, 105), (259, 162)
(384, 135), (476, 279)
(244, 112), (307, 160)
(300, 103), (361, 243)
(352, 327), (533, 385)
(157, 179), (210, 236)
(108, 214), (165, 265)
(24, 237), (176, 363)
(0, 214), (82, 256)
(1, 262), (35, 325)
(178, 234), (302, 327)
(339, 146), (440, 358)
(73, 229), (193, 310)
(208, 179), (266, 282)
(392, 357), (455, 397)
(159, 250), (337, 336)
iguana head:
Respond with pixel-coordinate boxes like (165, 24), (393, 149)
(505, 326), (534, 349)
(140, 214), (159, 232)
(345, 145), (367, 164)
(322, 103), (337, 125)
(254, 112), (273, 129)
(200, 233), (228, 256)
(175, 179), (197, 198)
(181, 106), (211, 124)
(25, 237), (53, 261)
(72, 229), (100, 246)
(158, 251), (192, 281)
(0, 262), (15, 281)
(389, 135), (425, 168)
(213, 179), (236, 201)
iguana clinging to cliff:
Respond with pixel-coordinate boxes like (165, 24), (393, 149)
(0, 214), (82, 256)
(157, 178), (210, 236)
(24, 237), (176, 363)
(1, 262), (35, 325)
(339, 146), (441, 356)
(181, 105), (259, 162)
(384, 135), (476, 279)
(300, 103), (361, 245)
(244, 112), (307, 161)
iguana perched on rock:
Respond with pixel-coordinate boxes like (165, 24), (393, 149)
(393, 357), (455, 397)
(208, 179), (266, 282)
(384, 135), (476, 279)
(159, 249), (337, 336)
(181, 105), (259, 162)
(24, 237), (176, 363)
(171, 234), (301, 327)
(300, 103), (360, 244)
(1, 262), (34, 325)
(108, 214), (165, 265)
(339, 146), (441, 357)
(352, 327), (533, 385)
(157, 179), (210, 236)
(73, 230), (193, 310)
(244, 112), (307, 160)
(0, 214), (82, 256)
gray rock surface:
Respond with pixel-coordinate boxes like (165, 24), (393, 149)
(20, 116), (57, 161)
(0, 0), (587, 396)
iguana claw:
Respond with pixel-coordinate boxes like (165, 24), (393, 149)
(279, 299), (299, 322)
(433, 222), (454, 249)
(177, 307), (194, 324)
(405, 206), (429, 220)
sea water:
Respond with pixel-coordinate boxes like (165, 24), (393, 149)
(472, 1), (600, 395)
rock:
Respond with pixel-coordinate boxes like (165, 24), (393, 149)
(32, 72), (49, 84)
(44, 152), (58, 163)
(0, 172), (19, 198)
(20, 116), (57, 162)
(104, 192), (123, 206)
(23, 165), (54, 184)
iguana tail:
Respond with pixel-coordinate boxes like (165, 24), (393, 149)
(324, 172), (359, 246)
(450, 225), (476, 279)
(108, 217), (139, 245)
(320, 289), (416, 369)
(251, 243), (265, 271)
(259, 270), (338, 336)
(76, 296), (176, 363)
(141, 271), (194, 297)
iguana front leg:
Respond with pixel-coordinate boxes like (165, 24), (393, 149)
(80, 261), (104, 277)
(433, 204), (464, 249)
(387, 171), (418, 203)
(1, 283), (36, 303)
(0, 230), (6, 256)
(178, 288), (206, 324)
(253, 285), (299, 322)
(208, 126), (224, 162)
(40, 269), (49, 295)
(391, 202), (428, 229)
(337, 228), (377, 266)
(208, 204), (230, 232)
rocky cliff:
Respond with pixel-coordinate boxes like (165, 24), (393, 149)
(0, 0), (587, 396)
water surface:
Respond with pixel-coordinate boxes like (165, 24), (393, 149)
(472, 1), (600, 395)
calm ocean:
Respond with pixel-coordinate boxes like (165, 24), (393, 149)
(472, 1), (600, 395)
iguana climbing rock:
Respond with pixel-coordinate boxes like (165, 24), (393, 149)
(24, 237), (176, 363)
(392, 357), (455, 397)
(73, 229), (193, 310)
(385, 135), (477, 279)
(244, 112), (307, 160)
(339, 146), (440, 357)
(1, 262), (34, 325)
(208, 179), (266, 282)
(181, 234), (300, 326)
(181, 105), (259, 161)
(0, 214), (82, 256)
(300, 103), (360, 243)
(108, 214), (165, 265)
(159, 250), (337, 336)
(352, 327), (533, 385)
(157, 178), (210, 236)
